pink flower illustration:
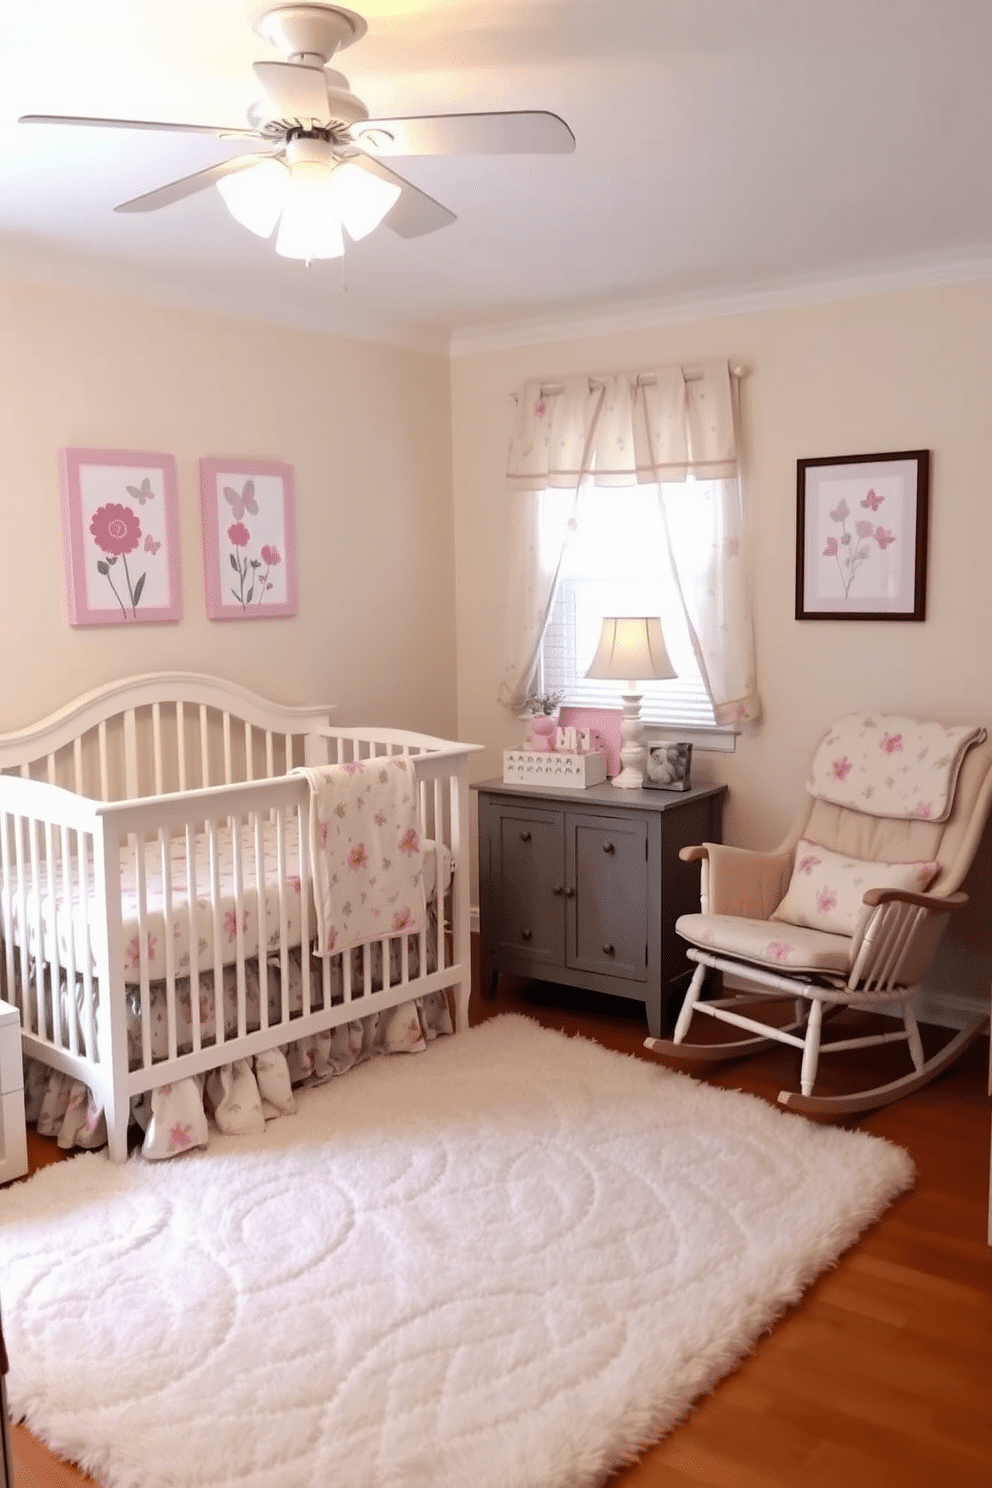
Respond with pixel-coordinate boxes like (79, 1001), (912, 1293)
(223, 909), (248, 941)
(392, 907), (414, 932)
(125, 932), (157, 969)
(815, 888), (837, 915)
(398, 828), (420, 856)
(287, 873), (301, 894)
(256, 544), (281, 604)
(823, 487), (896, 600)
(766, 941), (793, 962)
(911, 802), (933, 819)
(228, 522), (250, 548)
(91, 503), (141, 556)
(881, 732), (903, 754)
(373, 809), (387, 826)
(533, 397), (548, 419)
(348, 843), (369, 871)
(831, 756), (853, 780)
(341, 760), (365, 775)
(797, 853), (820, 875)
(90, 502), (148, 617)
(144, 533), (161, 554)
(169, 1123), (195, 1151)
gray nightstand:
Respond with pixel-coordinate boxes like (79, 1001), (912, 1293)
(473, 778), (726, 1037)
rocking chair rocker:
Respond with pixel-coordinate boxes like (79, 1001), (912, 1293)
(646, 715), (992, 1116)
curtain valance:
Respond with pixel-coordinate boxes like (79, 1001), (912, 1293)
(506, 360), (738, 488)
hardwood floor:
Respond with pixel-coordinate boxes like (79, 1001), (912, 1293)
(4, 950), (991, 1488)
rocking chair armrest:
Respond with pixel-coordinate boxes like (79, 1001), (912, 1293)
(848, 888), (967, 989)
(682, 841), (795, 919)
(861, 886), (969, 912)
(679, 845), (709, 863)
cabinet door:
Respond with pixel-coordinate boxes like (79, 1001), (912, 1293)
(491, 806), (565, 967)
(566, 812), (648, 982)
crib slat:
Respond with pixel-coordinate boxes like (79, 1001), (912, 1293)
(73, 736), (84, 796)
(275, 808), (291, 1027)
(199, 705), (210, 788)
(77, 831), (97, 1060)
(253, 810), (268, 1032)
(160, 828), (178, 1063)
(98, 720), (110, 801)
(244, 721), (254, 784)
(0, 811), (17, 1032)
(152, 703), (164, 797)
(223, 711), (233, 786)
(58, 826), (79, 1058)
(26, 816), (48, 1042)
(265, 730), (274, 780)
(176, 702), (188, 792)
(43, 815), (63, 1052)
(185, 820), (202, 1056)
(134, 832), (152, 1072)
(231, 814), (247, 1039)
(207, 817), (225, 1049)
(124, 708), (139, 800)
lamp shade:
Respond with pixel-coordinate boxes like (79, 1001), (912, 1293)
(584, 616), (676, 682)
(216, 158), (288, 238)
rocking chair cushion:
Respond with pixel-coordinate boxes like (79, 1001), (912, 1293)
(770, 839), (939, 936)
(676, 912), (852, 974)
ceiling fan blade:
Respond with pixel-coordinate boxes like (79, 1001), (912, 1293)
(353, 110), (575, 157)
(114, 152), (281, 214)
(19, 113), (258, 140)
(350, 155), (456, 238)
(252, 61), (331, 125)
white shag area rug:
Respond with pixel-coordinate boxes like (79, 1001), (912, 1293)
(0, 1015), (913, 1488)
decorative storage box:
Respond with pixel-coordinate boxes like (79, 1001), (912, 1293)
(503, 749), (608, 788)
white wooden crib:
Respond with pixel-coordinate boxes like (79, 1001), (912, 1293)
(0, 672), (481, 1162)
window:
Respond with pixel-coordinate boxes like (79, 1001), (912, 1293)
(538, 484), (717, 729)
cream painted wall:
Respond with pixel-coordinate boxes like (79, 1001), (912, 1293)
(451, 279), (992, 1011)
(0, 275), (457, 737)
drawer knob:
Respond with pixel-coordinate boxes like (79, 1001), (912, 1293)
(552, 884), (564, 896)
(602, 943), (615, 956)
(603, 841), (616, 854)
(521, 928), (532, 941)
(520, 830), (532, 842)
(564, 886), (576, 899)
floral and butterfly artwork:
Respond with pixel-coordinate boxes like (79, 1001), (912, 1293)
(58, 448), (182, 625)
(795, 450), (929, 621)
(199, 458), (298, 620)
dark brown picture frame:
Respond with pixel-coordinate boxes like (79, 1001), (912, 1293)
(796, 449), (930, 621)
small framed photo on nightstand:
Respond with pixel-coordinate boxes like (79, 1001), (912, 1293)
(644, 741), (692, 791)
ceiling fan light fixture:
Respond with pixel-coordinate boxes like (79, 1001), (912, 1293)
(324, 161), (400, 241)
(216, 157), (289, 237)
(275, 159), (345, 259)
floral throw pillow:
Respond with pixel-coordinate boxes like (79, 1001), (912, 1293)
(771, 838), (939, 936)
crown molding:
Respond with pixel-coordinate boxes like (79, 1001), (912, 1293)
(447, 252), (992, 358)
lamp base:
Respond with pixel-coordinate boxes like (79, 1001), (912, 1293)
(608, 684), (646, 789)
(610, 764), (645, 789)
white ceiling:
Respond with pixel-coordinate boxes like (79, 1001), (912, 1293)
(2, 0), (990, 353)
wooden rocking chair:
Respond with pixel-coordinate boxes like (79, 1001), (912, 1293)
(645, 715), (992, 1116)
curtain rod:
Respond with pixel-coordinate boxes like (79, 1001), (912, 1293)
(534, 366), (747, 398)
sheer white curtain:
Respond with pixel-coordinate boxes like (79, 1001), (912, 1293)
(500, 360), (761, 726)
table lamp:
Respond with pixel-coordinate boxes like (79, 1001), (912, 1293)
(584, 616), (676, 788)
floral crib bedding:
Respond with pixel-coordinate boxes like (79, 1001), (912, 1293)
(24, 918), (452, 1161)
(17, 840), (454, 1161)
(4, 818), (451, 982)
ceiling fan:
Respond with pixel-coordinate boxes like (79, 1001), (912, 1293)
(19, 3), (575, 261)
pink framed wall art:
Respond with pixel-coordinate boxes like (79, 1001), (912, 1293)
(199, 458), (298, 620)
(59, 448), (182, 626)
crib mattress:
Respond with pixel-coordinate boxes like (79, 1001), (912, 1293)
(4, 820), (451, 985)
